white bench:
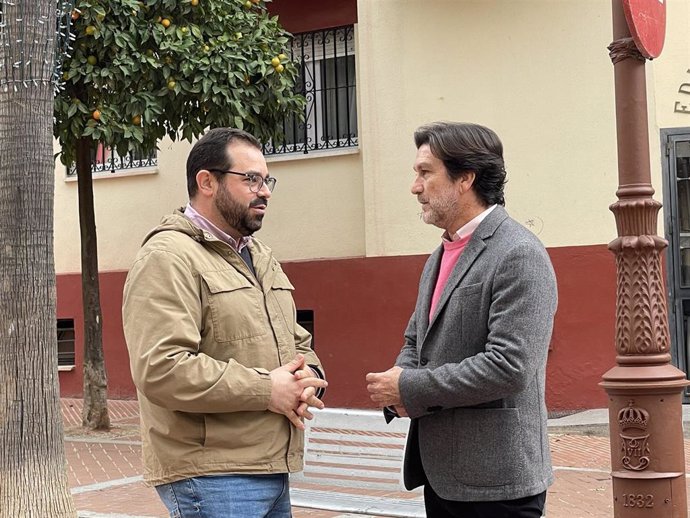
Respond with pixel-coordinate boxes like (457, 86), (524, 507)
(290, 407), (546, 518)
(290, 408), (426, 517)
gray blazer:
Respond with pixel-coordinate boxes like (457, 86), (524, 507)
(395, 205), (557, 502)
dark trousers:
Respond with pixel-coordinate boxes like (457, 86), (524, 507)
(424, 485), (546, 518)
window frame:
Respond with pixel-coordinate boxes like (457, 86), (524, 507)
(65, 143), (158, 178)
(57, 318), (76, 371)
(264, 24), (358, 157)
(661, 127), (690, 401)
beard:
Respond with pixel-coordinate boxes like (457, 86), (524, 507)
(418, 193), (458, 230)
(215, 182), (267, 237)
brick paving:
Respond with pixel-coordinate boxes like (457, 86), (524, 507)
(62, 399), (690, 517)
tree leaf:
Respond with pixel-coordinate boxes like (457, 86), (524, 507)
(55, 0), (306, 159)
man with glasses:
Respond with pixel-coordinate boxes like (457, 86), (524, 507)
(123, 127), (327, 517)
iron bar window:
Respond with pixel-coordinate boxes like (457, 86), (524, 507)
(66, 143), (157, 176)
(264, 25), (358, 156)
(57, 318), (75, 367)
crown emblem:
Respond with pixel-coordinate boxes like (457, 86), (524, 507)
(618, 401), (649, 431)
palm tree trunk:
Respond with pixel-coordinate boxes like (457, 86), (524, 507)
(0, 0), (77, 514)
(76, 138), (110, 430)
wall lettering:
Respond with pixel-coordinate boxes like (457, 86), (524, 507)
(674, 69), (690, 113)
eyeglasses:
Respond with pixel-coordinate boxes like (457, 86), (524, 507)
(207, 169), (277, 193)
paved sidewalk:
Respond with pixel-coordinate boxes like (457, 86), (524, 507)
(62, 399), (690, 518)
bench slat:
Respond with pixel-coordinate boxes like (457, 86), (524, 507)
(294, 408), (411, 491)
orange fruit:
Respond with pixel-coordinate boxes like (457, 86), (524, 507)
(85, 25), (96, 35)
(275, 64), (284, 73)
(191, 0), (199, 5)
(87, 55), (97, 65)
(278, 53), (287, 60)
(92, 110), (101, 120)
(244, 0), (252, 8)
(167, 80), (176, 90)
(271, 57), (280, 67)
(132, 115), (142, 126)
(161, 18), (171, 27)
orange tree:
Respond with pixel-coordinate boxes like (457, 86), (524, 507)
(53, 0), (303, 429)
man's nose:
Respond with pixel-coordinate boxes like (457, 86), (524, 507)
(258, 182), (272, 198)
(411, 176), (423, 195)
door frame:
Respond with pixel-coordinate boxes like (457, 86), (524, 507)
(660, 127), (690, 401)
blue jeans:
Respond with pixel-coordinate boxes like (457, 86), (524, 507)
(155, 474), (292, 518)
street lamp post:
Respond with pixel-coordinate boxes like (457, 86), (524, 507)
(601, 0), (689, 516)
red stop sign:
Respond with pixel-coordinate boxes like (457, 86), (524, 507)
(622, 0), (666, 59)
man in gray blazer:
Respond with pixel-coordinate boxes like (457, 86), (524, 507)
(366, 122), (557, 518)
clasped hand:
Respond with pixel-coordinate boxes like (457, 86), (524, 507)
(268, 354), (327, 430)
(365, 366), (408, 417)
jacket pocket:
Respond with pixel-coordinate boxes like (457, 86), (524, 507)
(271, 271), (295, 291)
(200, 270), (266, 343)
(269, 271), (297, 333)
(452, 408), (525, 487)
(445, 282), (483, 319)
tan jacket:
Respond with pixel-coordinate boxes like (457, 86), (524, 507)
(122, 210), (322, 486)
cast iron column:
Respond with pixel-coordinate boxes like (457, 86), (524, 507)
(601, 1), (689, 516)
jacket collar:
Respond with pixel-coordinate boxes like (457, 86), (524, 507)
(423, 205), (508, 335)
(472, 204), (508, 241)
(143, 210), (277, 288)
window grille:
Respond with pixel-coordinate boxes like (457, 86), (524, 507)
(264, 25), (358, 156)
(66, 143), (157, 176)
(57, 318), (75, 367)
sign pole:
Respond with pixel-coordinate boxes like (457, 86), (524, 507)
(601, 0), (689, 516)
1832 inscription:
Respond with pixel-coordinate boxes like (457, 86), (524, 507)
(621, 493), (654, 508)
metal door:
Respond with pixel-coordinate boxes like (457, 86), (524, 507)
(661, 128), (690, 400)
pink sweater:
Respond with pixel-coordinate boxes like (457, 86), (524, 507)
(429, 234), (472, 319)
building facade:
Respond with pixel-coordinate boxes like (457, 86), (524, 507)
(54, 0), (690, 411)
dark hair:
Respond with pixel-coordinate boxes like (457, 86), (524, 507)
(186, 127), (262, 198)
(414, 122), (506, 206)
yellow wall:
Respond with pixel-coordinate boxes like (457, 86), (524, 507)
(53, 141), (364, 272)
(54, 0), (690, 273)
(259, 151), (365, 261)
(646, 0), (690, 239)
(54, 138), (190, 274)
(654, 0), (690, 131)
(358, 0), (621, 255)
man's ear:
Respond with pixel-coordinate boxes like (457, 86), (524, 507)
(458, 170), (476, 194)
(196, 170), (216, 198)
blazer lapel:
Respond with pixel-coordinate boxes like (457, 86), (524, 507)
(427, 238), (485, 332)
(418, 246), (442, 341)
(426, 206), (509, 333)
